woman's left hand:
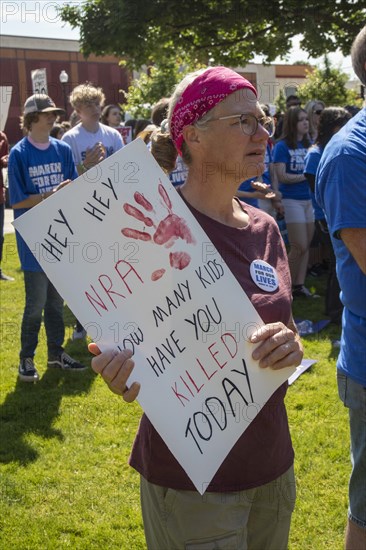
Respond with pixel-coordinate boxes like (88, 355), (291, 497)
(54, 179), (72, 192)
(250, 322), (303, 370)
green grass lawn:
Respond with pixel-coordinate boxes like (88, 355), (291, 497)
(0, 233), (347, 549)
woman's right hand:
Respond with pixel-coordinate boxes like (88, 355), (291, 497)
(88, 343), (140, 402)
(250, 180), (276, 199)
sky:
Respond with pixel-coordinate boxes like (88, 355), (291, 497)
(1, 0), (356, 78)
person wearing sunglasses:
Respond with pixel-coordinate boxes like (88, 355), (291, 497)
(89, 66), (303, 549)
(305, 99), (326, 142)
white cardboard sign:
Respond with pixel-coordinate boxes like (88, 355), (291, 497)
(13, 139), (296, 493)
(31, 68), (48, 95)
(0, 86), (12, 132)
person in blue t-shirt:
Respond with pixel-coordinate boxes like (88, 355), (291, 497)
(304, 107), (351, 322)
(236, 176), (276, 208)
(257, 142), (283, 218)
(8, 94), (87, 382)
(316, 25), (366, 549)
(273, 107), (314, 298)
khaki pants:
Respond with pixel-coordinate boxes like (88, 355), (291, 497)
(140, 465), (296, 550)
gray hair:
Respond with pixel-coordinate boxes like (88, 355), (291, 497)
(351, 26), (366, 86)
(167, 69), (218, 164)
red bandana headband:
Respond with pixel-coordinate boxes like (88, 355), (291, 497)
(170, 66), (257, 155)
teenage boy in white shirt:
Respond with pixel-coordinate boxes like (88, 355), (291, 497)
(62, 83), (124, 176)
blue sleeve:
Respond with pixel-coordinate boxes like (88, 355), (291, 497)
(65, 146), (78, 180)
(304, 149), (321, 176)
(238, 178), (256, 192)
(8, 148), (34, 205)
(317, 152), (366, 236)
(273, 141), (289, 164)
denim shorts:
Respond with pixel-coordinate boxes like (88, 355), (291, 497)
(337, 372), (366, 528)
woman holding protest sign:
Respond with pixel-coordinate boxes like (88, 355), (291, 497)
(89, 67), (303, 550)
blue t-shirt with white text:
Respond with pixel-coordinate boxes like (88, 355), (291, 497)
(273, 139), (310, 200)
(8, 137), (77, 271)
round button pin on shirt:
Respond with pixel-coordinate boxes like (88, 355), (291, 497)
(250, 259), (279, 292)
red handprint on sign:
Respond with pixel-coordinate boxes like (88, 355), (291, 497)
(121, 181), (196, 281)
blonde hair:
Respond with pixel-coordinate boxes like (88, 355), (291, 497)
(150, 130), (177, 174)
(69, 83), (105, 110)
(304, 100), (326, 141)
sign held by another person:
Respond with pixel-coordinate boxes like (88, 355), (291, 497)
(31, 68), (48, 95)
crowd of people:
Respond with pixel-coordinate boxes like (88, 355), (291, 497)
(234, 96), (360, 303)
(1, 23), (365, 550)
(7, 73), (356, 308)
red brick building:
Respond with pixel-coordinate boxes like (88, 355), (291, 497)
(1, 35), (130, 145)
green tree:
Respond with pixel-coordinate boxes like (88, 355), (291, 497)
(121, 60), (203, 118)
(297, 57), (362, 106)
(59, 0), (366, 68)
(274, 89), (287, 113)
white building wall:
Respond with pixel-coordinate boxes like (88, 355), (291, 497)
(234, 63), (309, 105)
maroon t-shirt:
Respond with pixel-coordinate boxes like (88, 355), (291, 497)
(129, 199), (294, 492)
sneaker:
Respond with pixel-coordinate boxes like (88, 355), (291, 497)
(48, 351), (88, 371)
(72, 326), (87, 340)
(18, 357), (39, 382)
(292, 285), (320, 299)
(0, 271), (14, 281)
(308, 263), (325, 277)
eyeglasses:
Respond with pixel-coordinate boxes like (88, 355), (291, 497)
(314, 109), (324, 115)
(209, 113), (275, 138)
